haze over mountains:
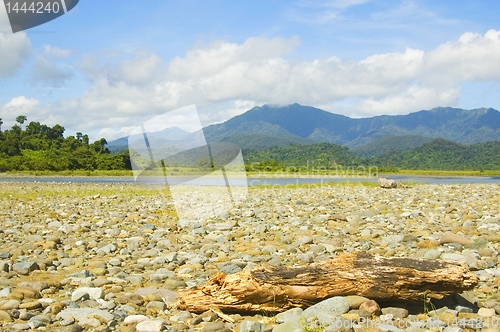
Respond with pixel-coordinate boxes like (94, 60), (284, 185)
(107, 103), (500, 157)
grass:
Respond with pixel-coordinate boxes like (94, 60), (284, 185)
(383, 169), (500, 176)
(3, 168), (500, 177)
(0, 181), (173, 200)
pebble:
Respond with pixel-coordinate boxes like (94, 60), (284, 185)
(303, 296), (349, 319)
(344, 296), (370, 309)
(124, 314), (150, 324)
(12, 262), (38, 275)
(0, 182), (499, 331)
(359, 300), (381, 315)
(440, 232), (473, 246)
(381, 307), (409, 318)
(478, 308), (496, 317)
(136, 320), (164, 332)
(0, 309), (11, 321)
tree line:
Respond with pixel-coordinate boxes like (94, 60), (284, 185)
(1, 116), (499, 173)
(0, 116), (130, 172)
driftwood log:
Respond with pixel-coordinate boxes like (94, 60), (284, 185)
(174, 251), (478, 314)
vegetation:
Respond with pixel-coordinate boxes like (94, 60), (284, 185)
(0, 116), (130, 172)
(352, 135), (434, 157)
(372, 138), (500, 170)
(1, 115), (500, 176)
(244, 142), (363, 169)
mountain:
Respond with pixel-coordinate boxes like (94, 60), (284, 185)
(372, 138), (500, 170)
(201, 104), (500, 148)
(106, 104), (500, 155)
(352, 135), (434, 157)
(107, 126), (192, 154)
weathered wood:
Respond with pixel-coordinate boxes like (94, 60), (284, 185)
(174, 251), (478, 314)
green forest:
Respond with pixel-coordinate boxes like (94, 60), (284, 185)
(0, 116), (130, 172)
(1, 116), (500, 174)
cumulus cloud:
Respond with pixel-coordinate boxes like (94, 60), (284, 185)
(0, 31), (31, 79)
(424, 29), (500, 85)
(31, 30), (500, 135)
(0, 96), (40, 127)
(0, 5), (31, 78)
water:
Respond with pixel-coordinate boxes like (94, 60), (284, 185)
(0, 175), (500, 185)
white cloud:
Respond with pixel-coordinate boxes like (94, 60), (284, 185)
(0, 32), (31, 78)
(357, 85), (461, 115)
(31, 45), (75, 87)
(0, 5), (31, 78)
(28, 29), (500, 136)
(424, 29), (500, 85)
(0, 96), (40, 127)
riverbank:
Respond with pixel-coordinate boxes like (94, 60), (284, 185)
(0, 182), (498, 331)
(2, 168), (500, 178)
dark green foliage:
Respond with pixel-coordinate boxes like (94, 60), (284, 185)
(372, 138), (500, 170)
(353, 135), (434, 157)
(243, 142), (363, 168)
(0, 118), (130, 171)
(220, 133), (317, 150)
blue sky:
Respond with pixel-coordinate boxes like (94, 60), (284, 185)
(1, 0), (500, 140)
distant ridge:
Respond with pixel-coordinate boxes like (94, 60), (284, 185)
(106, 104), (500, 153)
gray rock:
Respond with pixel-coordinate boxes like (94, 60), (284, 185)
(424, 249), (442, 259)
(146, 301), (166, 311)
(303, 296), (349, 319)
(455, 305), (474, 313)
(28, 317), (45, 329)
(221, 264), (242, 275)
(12, 262), (38, 275)
(63, 325), (83, 332)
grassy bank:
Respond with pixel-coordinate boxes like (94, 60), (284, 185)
(383, 169), (500, 176)
(2, 168), (500, 178)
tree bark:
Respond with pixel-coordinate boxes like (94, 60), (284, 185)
(174, 251), (478, 314)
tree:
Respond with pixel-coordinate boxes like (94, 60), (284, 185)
(76, 132), (82, 141)
(16, 115), (27, 126)
(0, 118), (3, 132)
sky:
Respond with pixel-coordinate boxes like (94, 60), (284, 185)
(1, 0), (500, 141)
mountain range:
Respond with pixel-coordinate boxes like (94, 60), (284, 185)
(106, 103), (500, 157)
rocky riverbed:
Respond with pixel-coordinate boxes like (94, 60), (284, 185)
(0, 181), (499, 332)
